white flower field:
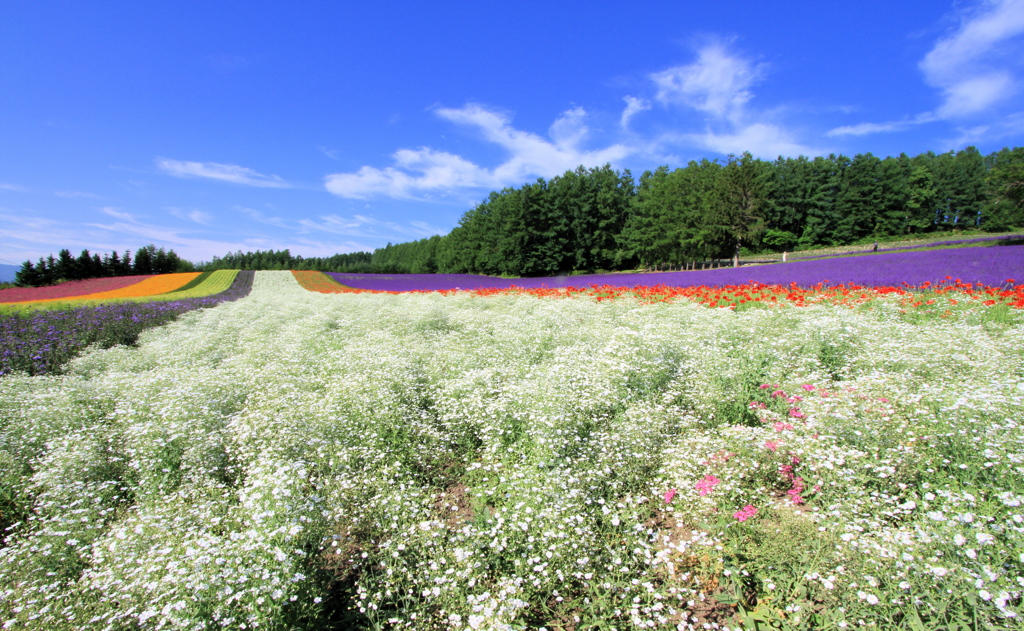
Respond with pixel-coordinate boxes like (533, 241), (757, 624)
(0, 271), (1021, 630)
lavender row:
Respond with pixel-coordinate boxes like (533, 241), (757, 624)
(0, 271), (253, 377)
(327, 245), (1024, 292)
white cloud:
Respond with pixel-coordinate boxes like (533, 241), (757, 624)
(157, 158), (291, 188)
(325, 104), (633, 200)
(620, 96), (651, 129)
(101, 207), (137, 222)
(54, 190), (102, 199)
(646, 43), (822, 158)
(836, 0), (1024, 136)
(920, 0), (1024, 118)
(685, 123), (825, 159)
(234, 205), (292, 229)
(169, 208), (214, 225)
(650, 42), (765, 124)
(827, 121), (913, 137)
(297, 213), (441, 239)
(0, 183), (27, 192)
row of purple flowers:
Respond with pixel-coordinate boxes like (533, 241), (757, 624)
(327, 245), (1023, 292)
(0, 271), (253, 378)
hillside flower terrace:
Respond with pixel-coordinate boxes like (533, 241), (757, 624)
(0, 254), (1021, 629)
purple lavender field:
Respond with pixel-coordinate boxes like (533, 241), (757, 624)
(329, 244), (1024, 292)
(0, 271), (254, 377)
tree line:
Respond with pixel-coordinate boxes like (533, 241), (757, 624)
(365, 145), (1024, 276)
(14, 245), (194, 287)
(13, 145), (1024, 286)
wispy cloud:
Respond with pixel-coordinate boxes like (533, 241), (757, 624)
(297, 213), (443, 239)
(650, 41), (766, 124)
(319, 146), (341, 160)
(157, 158), (291, 188)
(920, 0), (1024, 118)
(168, 207), (214, 225)
(0, 183), (27, 192)
(826, 113), (938, 137)
(683, 123), (824, 159)
(234, 205), (292, 229)
(324, 104), (633, 200)
(54, 190), (102, 199)
(648, 42), (824, 158)
(828, 0), (1024, 138)
(620, 96), (651, 130)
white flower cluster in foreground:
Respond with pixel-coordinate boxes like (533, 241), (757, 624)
(0, 270), (1020, 630)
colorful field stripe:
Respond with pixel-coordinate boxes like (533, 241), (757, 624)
(3, 273), (201, 305)
(158, 270), (239, 299)
(291, 270), (380, 294)
(0, 275), (156, 303)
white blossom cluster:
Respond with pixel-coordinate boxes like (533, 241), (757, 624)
(0, 270), (1020, 629)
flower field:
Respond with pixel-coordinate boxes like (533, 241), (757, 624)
(0, 271), (253, 377)
(0, 269), (1021, 630)
(0, 276), (156, 304)
(327, 244), (1024, 292)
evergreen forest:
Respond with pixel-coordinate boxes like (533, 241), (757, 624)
(14, 145), (1024, 285)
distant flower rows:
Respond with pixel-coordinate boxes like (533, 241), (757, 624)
(323, 244), (1024, 292)
(0, 271), (253, 377)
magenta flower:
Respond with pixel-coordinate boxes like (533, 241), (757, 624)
(733, 505), (757, 522)
(801, 384), (816, 392)
(773, 421), (795, 432)
(695, 475), (721, 496)
(788, 408), (806, 419)
(764, 440), (779, 452)
(664, 489), (677, 504)
(788, 476), (806, 505)
(771, 389), (786, 399)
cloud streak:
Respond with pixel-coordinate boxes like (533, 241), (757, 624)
(647, 42), (825, 158)
(920, 0), (1024, 118)
(650, 42), (765, 124)
(828, 0), (1024, 138)
(157, 159), (291, 188)
(325, 104), (633, 200)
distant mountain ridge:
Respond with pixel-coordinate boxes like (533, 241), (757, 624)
(0, 264), (19, 283)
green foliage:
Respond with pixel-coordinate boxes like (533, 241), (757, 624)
(14, 244), (192, 288)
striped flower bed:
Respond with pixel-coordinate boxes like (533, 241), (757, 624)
(0, 275), (155, 303)
(2, 273), (201, 306)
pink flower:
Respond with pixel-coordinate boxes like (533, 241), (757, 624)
(759, 384), (773, 390)
(771, 389), (786, 399)
(801, 384), (816, 392)
(748, 401), (767, 409)
(788, 408), (806, 419)
(786, 395), (803, 403)
(694, 475), (721, 496)
(664, 488), (677, 504)
(773, 421), (795, 432)
(764, 440), (779, 452)
(733, 505), (757, 522)
(878, 397), (889, 403)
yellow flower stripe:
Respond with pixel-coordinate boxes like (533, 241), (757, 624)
(156, 270), (238, 299)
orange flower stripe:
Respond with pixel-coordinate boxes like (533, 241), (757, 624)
(14, 272), (203, 304)
(291, 270), (393, 294)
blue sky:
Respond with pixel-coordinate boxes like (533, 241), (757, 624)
(3, 0), (1024, 265)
